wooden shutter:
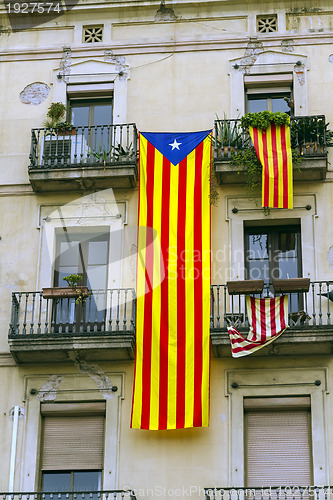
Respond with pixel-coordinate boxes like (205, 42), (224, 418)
(245, 398), (312, 486)
(41, 404), (105, 470)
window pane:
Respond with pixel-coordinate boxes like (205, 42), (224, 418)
(42, 472), (71, 491)
(248, 260), (270, 281)
(272, 97), (290, 113)
(93, 105), (112, 126)
(88, 240), (108, 265)
(248, 234), (268, 259)
(73, 471), (101, 491)
(59, 241), (80, 267)
(72, 106), (90, 127)
(248, 98), (268, 113)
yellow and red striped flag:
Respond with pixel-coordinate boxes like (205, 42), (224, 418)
(228, 295), (289, 357)
(131, 130), (211, 430)
(249, 122), (293, 209)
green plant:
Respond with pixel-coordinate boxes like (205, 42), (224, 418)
(241, 111), (290, 130)
(90, 142), (112, 169)
(113, 142), (133, 159)
(214, 114), (249, 155)
(63, 274), (88, 304)
(209, 160), (219, 206)
(44, 102), (67, 128)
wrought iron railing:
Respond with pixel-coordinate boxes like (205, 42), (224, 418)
(0, 492), (136, 500)
(29, 123), (138, 169)
(9, 281), (333, 337)
(9, 288), (136, 336)
(210, 281), (333, 330)
(213, 115), (329, 160)
(205, 486), (329, 500)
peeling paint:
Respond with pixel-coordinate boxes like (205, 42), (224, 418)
(238, 40), (263, 73)
(59, 46), (72, 82)
(294, 63), (305, 85)
(281, 39), (294, 53)
(329, 55), (333, 63)
(69, 352), (114, 399)
(154, 3), (177, 22)
(328, 247), (333, 269)
(36, 375), (64, 401)
(20, 82), (50, 105)
(104, 50), (129, 80)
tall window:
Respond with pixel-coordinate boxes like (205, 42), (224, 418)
(40, 402), (105, 492)
(247, 91), (292, 114)
(244, 397), (312, 486)
(245, 225), (302, 311)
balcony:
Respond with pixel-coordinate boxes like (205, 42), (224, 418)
(213, 116), (329, 184)
(210, 281), (333, 357)
(9, 281), (333, 363)
(9, 288), (136, 363)
(28, 123), (138, 192)
(0, 492), (136, 500)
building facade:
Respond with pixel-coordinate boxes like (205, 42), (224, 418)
(1, 0), (333, 497)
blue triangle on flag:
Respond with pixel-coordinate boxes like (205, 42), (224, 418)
(140, 130), (211, 166)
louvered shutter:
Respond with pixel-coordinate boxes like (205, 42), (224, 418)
(245, 406), (312, 486)
(41, 405), (105, 470)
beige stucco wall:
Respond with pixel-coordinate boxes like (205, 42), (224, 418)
(1, 0), (333, 495)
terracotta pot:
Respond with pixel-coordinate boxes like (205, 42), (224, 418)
(57, 128), (77, 136)
(227, 280), (264, 295)
(272, 278), (310, 293)
(42, 286), (88, 299)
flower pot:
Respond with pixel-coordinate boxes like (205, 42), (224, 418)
(227, 280), (264, 295)
(272, 278), (310, 294)
(42, 286), (88, 299)
(57, 128), (77, 136)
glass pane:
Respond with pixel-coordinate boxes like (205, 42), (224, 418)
(42, 472), (71, 491)
(58, 241), (80, 267)
(272, 97), (290, 113)
(248, 260), (270, 281)
(93, 105), (112, 126)
(248, 234), (269, 259)
(73, 470), (101, 491)
(278, 232), (297, 257)
(88, 241), (108, 265)
(248, 98), (268, 113)
(87, 264), (108, 290)
(72, 106), (90, 127)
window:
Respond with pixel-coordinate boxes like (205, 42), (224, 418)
(245, 74), (293, 115)
(247, 91), (292, 113)
(40, 402), (105, 491)
(53, 229), (109, 327)
(244, 397), (312, 486)
(245, 224), (302, 311)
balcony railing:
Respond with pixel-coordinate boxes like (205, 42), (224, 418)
(9, 282), (333, 338)
(205, 486), (328, 500)
(213, 115), (328, 160)
(9, 288), (136, 337)
(210, 281), (333, 330)
(29, 123), (138, 170)
(0, 492), (136, 500)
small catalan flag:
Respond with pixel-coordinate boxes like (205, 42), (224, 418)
(250, 122), (293, 209)
(131, 130), (212, 430)
(228, 295), (289, 357)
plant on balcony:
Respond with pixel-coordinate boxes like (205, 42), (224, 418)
(89, 143), (112, 170)
(240, 111), (290, 130)
(62, 274), (89, 304)
(44, 102), (75, 135)
(214, 114), (249, 156)
(290, 117), (332, 153)
(113, 142), (133, 160)
(42, 274), (89, 304)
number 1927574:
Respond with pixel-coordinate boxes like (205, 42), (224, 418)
(6, 2), (62, 13)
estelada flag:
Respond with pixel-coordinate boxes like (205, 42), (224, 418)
(131, 130), (212, 430)
(249, 122), (293, 209)
(228, 295), (289, 357)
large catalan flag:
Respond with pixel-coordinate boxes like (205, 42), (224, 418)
(228, 295), (289, 357)
(249, 122), (293, 209)
(131, 130), (212, 430)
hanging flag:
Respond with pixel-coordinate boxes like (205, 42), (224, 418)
(249, 122), (293, 209)
(228, 295), (289, 357)
(131, 130), (212, 430)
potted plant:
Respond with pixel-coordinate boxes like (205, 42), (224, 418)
(227, 280), (264, 295)
(214, 114), (249, 157)
(89, 142), (112, 170)
(42, 274), (89, 304)
(112, 142), (133, 161)
(44, 102), (76, 136)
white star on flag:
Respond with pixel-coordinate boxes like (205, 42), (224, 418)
(169, 139), (181, 150)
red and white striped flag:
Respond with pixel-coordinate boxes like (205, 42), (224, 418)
(228, 295), (289, 357)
